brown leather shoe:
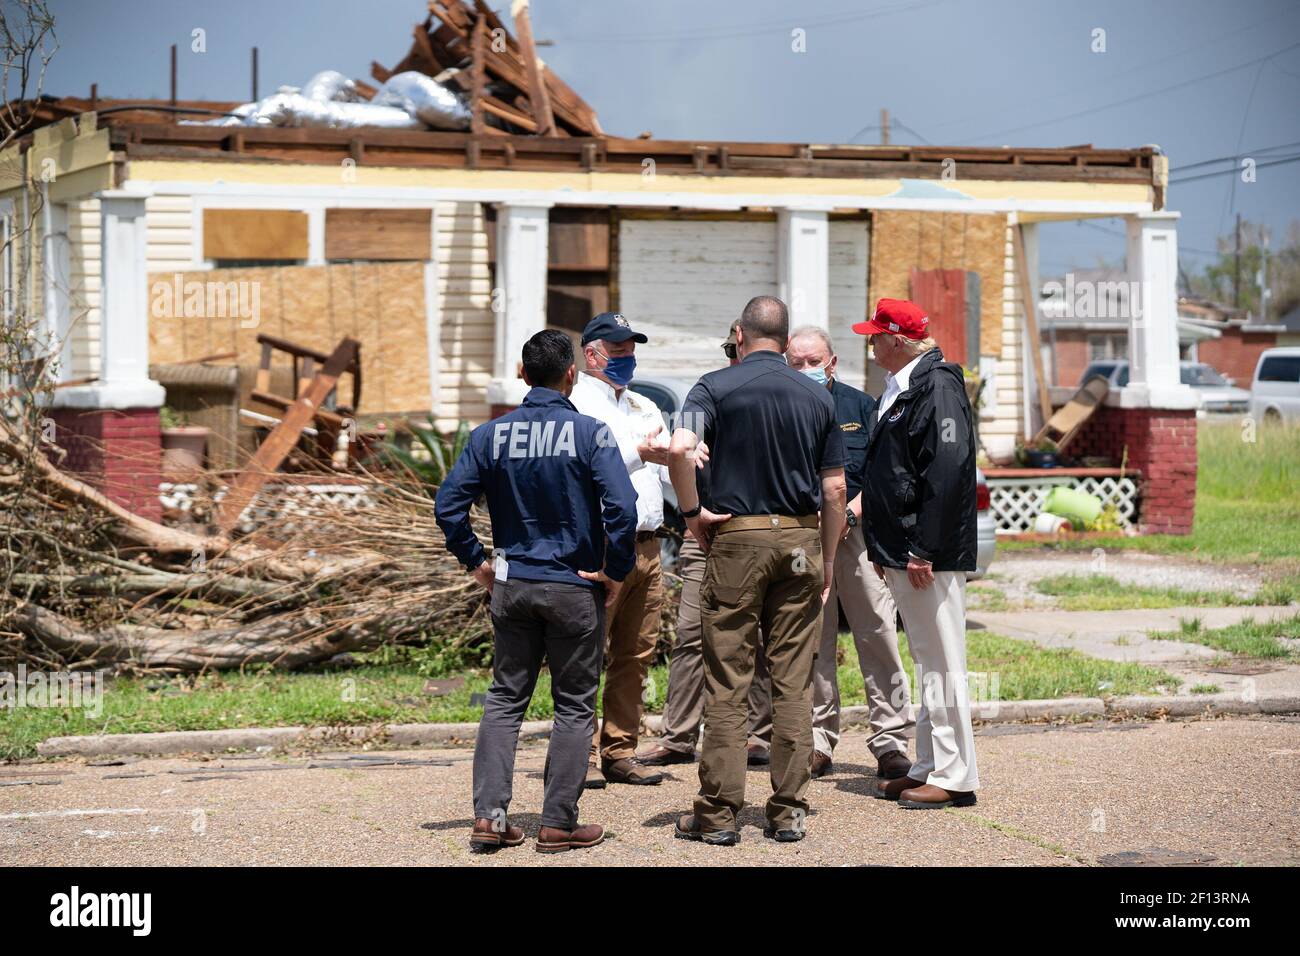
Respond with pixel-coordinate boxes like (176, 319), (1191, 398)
(872, 775), (927, 801)
(536, 823), (605, 853)
(877, 750), (913, 780)
(811, 751), (833, 778)
(469, 816), (525, 852)
(636, 744), (696, 766)
(898, 783), (977, 809)
(746, 744), (770, 767)
(602, 757), (664, 785)
(583, 763), (607, 789)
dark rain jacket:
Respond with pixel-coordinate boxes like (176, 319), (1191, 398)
(434, 387), (638, 589)
(862, 348), (977, 572)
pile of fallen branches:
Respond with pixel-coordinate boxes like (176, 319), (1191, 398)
(0, 416), (493, 673)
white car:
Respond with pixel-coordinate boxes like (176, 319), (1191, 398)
(1249, 347), (1300, 425)
(1081, 359), (1252, 416)
(632, 375), (996, 579)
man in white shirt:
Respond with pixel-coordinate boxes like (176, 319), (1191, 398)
(569, 312), (670, 788)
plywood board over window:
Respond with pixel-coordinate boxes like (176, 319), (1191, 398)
(869, 210), (1005, 356)
(325, 208), (432, 261)
(147, 261), (431, 416)
(203, 209), (308, 261)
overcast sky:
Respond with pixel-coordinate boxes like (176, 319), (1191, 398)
(40, 0), (1300, 281)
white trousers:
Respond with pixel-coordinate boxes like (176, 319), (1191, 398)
(883, 568), (979, 792)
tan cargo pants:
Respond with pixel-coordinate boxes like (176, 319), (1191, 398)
(590, 536), (664, 763)
(695, 518), (823, 833)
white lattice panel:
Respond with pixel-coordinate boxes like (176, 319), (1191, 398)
(159, 481), (379, 532)
(988, 476), (1138, 533)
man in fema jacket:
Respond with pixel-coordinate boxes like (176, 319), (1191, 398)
(435, 329), (638, 853)
(855, 298), (980, 810)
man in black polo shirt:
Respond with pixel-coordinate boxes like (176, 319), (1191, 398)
(666, 295), (847, 845)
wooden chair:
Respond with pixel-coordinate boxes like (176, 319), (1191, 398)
(1032, 374), (1110, 452)
(219, 334), (362, 533)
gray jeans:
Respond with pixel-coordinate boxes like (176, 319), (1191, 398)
(473, 577), (604, 830)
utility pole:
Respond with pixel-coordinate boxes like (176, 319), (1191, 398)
(1258, 226), (1272, 322)
(1233, 212), (1242, 310)
(880, 107), (890, 145)
(251, 47), (259, 101)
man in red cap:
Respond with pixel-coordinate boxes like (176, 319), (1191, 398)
(853, 297), (981, 809)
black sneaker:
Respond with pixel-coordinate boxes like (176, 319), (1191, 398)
(674, 814), (739, 846)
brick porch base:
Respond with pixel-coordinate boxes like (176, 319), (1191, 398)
(47, 407), (163, 522)
(1070, 406), (1197, 535)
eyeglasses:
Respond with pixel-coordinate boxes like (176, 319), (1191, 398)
(722, 344), (738, 360)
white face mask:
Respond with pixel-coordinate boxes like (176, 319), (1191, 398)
(801, 365), (829, 386)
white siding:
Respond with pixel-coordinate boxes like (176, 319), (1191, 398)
(983, 217), (1025, 460)
(146, 194), (195, 273)
(828, 220), (869, 391)
(435, 200), (493, 428)
(617, 218), (778, 385)
(66, 198), (100, 380)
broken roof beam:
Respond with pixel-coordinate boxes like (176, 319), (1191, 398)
(511, 0), (555, 136)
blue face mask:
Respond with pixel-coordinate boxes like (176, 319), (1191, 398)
(801, 365), (829, 386)
(597, 350), (637, 387)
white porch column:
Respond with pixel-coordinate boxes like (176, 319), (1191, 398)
(54, 190), (164, 409)
(1123, 211), (1197, 408)
(40, 187), (72, 381)
(777, 207), (830, 329)
(487, 201), (551, 409)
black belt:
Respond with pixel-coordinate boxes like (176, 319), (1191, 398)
(636, 529), (668, 542)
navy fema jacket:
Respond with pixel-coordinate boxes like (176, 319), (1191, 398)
(434, 386), (639, 589)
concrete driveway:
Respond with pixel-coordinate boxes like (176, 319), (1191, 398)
(3, 715), (1298, 866)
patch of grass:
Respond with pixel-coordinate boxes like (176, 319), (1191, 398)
(3, 621), (1182, 761)
(1150, 612), (1300, 660)
(1001, 422), (1300, 561)
(1189, 684), (1222, 695)
(0, 658), (673, 763)
(966, 584), (1011, 612)
(834, 630), (1175, 708)
(1033, 573), (1249, 611)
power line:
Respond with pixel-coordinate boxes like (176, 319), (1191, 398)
(967, 39), (1300, 144)
(919, 8), (1291, 140)
(546, 0), (947, 45)
(1170, 140), (1300, 172)
(1170, 152), (1300, 185)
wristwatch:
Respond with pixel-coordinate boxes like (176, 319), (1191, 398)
(681, 505), (702, 519)
(845, 510), (858, 529)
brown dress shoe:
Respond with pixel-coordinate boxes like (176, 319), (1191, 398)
(872, 775), (927, 801)
(810, 751), (833, 778)
(583, 763), (607, 789)
(469, 817), (525, 852)
(877, 750), (913, 780)
(602, 757), (664, 785)
(746, 744), (771, 767)
(898, 783), (977, 809)
(636, 744), (696, 766)
(536, 823), (605, 853)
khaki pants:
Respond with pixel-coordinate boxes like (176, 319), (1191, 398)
(657, 536), (771, 756)
(590, 536), (664, 763)
(884, 568), (979, 793)
(812, 525), (910, 759)
(695, 523), (823, 832)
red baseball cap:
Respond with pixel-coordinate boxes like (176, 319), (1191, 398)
(853, 298), (930, 339)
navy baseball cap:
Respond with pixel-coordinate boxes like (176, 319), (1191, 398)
(581, 312), (648, 346)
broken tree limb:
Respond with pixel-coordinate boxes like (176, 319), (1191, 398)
(16, 602), (400, 670)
